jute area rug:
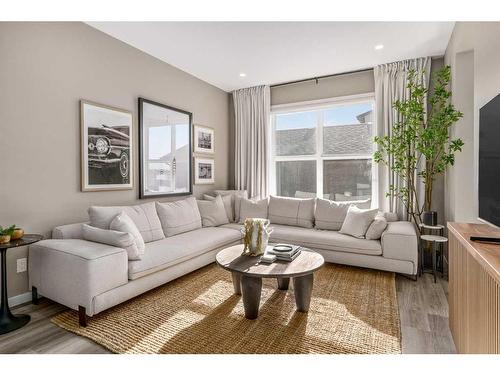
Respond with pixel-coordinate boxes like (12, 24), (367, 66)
(52, 263), (401, 354)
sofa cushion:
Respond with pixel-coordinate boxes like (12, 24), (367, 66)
(314, 198), (371, 231)
(214, 190), (248, 222)
(156, 197), (202, 237)
(340, 206), (379, 238)
(365, 214), (388, 240)
(238, 197), (268, 223)
(110, 212), (146, 254)
(197, 195), (230, 227)
(203, 194), (234, 222)
(127, 227), (241, 280)
(88, 202), (164, 243)
(268, 196), (315, 228)
(82, 224), (142, 261)
(270, 224), (382, 256)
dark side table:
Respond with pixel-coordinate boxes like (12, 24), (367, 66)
(0, 234), (43, 335)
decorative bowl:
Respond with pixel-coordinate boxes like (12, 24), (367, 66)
(0, 235), (11, 244)
(11, 228), (24, 240)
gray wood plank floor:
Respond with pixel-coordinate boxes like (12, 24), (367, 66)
(0, 273), (456, 354)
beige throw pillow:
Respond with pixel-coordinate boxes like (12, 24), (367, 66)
(314, 198), (371, 231)
(238, 197), (268, 223)
(214, 190), (248, 222)
(268, 195), (315, 228)
(197, 195), (230, 227)
(203, 194), (234, 222)
(155, 197), (202, 237)
(339, 206), (379, 238)
(365, 213), (389, 240)
(82, 224), (141, 260)
(109, 212), (145, 255)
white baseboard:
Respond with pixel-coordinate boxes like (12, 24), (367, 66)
(8, 291), (32, 307)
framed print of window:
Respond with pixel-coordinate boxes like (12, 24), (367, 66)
(138, 98), (193, 198)
(193, 125), (215, 154)
(194, 157), (215, 184)
(80, 100), (133, 192)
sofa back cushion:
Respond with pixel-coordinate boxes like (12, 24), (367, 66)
(156, 197), (202, 237)
(88, 202), (164, 243)
(268, 196), (315, 228)
(314, 198), (371, 231)
(197, 195), (230, 227)
(82, 224), (142, 260)
(238, 197), (268, 224)
(203, 194), (234, 222)
(339, 206), (379, 238)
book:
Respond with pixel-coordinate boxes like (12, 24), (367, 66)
(267, 246), (301, 258)
(274, 250), (301, 262)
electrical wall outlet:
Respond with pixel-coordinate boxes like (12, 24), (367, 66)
(16, 258), (27, 273)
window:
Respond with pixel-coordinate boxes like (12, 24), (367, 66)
(270, 95), (376, 204)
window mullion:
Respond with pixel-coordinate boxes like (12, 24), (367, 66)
(317, 111), (323, 199)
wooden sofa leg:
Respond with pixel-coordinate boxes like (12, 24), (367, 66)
(78, 306), (88, 327)
(32, 286), (39, 305)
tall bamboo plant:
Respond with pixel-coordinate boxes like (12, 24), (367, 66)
(374, 65), (464, 224)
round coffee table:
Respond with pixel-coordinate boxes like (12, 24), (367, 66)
(216, 244), (324, 319)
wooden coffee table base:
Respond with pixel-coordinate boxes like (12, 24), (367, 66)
(233, 273), (315, 319)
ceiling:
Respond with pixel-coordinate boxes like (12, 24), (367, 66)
(88, 22), (455, 92)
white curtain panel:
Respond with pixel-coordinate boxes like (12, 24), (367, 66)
(232, 85), (270, 199)
(374, 57), (431, 220)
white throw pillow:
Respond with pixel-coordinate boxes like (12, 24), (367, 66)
(197, 195), (230, 227)
(156, 197), (202, 237)
(268, 195), (315, 228)
(314, 198), (371, 231)
(82, 224), (141, 260)
(365, 213), (389, 240)
(88, 202), (164, 243)
(110, 212), (145, 255)
(203, 194), (234, 222)
(339, 206), (379, 238)
(238, 197), (268, 224)
(214, 190), (248, 222)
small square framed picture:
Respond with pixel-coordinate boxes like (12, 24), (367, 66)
(194, 158), (215, 184)
(193, 125), (215, 154)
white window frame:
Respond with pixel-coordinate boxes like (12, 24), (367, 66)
(269, 93), (378, 206)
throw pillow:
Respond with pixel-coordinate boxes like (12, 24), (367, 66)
(268, 195), (315, 228)
(155, 197), (202, 237)
(238, 197), (268, 224)
(82, 224), (141, 260)
(365, 213), (389, 240)
(214, 190), (248, 222)
(203, 194), (234, 222)
(314, 198), (371, 231)
(109, 212), (146, 255)
(197, 195), (230, 227)
(88, 202), (164, 243)
(339, 206), (379, 238)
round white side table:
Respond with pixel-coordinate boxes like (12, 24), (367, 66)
(420, 234), (448, 283)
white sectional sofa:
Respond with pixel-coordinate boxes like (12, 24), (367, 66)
(29, 193), (418, 326)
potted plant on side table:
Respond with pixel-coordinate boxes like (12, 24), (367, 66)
(0, 225), (16, 244)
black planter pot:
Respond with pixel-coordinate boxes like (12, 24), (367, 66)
(422, 211), (438, 226)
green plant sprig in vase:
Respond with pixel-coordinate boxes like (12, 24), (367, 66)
(0, 225), (16, 244)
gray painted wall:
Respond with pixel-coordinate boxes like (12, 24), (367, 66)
(0, 22), (231, 298)
(444, 22), (500, 223)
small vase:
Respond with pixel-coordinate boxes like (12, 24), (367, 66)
(422, 211), (438, 226)
(0, 235), (11, 244)
(11, 228), (24, 240)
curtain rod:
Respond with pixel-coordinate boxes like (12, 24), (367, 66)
(270, 67), (373, 89)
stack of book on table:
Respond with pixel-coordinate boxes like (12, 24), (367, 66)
(264, 244), (302, 262)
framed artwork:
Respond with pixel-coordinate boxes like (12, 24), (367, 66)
(193, 125), (215, 154)
(139, 98), (193, 198)
(194, 158), (215, 184)
(80, 100), (133, 192)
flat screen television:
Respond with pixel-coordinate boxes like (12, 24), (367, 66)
(478, 93), (500, 228)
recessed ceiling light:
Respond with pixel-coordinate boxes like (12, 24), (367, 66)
(374, 44), (384, 50)
(239, 73), (246, 77)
